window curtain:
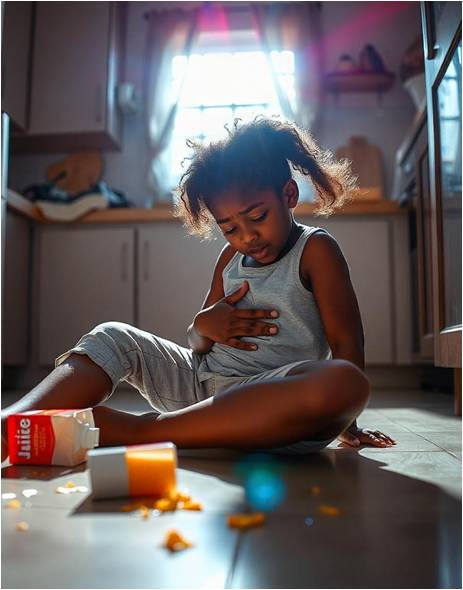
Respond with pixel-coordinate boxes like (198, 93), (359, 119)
(143, 9), (199, 204)
(251, 2), (324, 132)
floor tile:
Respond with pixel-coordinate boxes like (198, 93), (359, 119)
(230, 510), (461, 589)
(2, 508), (238, 589)
(375, 408), (462, 432)
(413, 431), (462, 454)
(356, 450), (462, 498)
(2, 461), (247, 515)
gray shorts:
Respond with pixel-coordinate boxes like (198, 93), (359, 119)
(55, 321), (335, 455)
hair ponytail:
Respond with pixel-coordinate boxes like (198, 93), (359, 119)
(174, 117), (358, 239)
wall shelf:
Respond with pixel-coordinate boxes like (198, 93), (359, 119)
(324, 71), (396, 94)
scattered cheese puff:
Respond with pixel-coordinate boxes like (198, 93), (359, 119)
(120, 492), (201, 514)
(154, 498), (178, 512)
(139, 506), (150, 520)
(227, 512), (265, 530)
(164, 529), (193, 553)
(170, 490), (191, 503)
(318, 504), (341, 516)
(16, 521), (29, 532)
(55, 484), (88, 495)
(310, 486), (321, 495)
(181, 500), (203, 511)
(6, 499), (21, 509)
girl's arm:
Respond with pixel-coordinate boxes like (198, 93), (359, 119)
(187, 244), (236, 354)
(301, 232), (365, 428)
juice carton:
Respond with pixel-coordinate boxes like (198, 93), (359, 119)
(8, 409), (99, 466)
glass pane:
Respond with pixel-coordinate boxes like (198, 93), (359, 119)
(234, 105), (269, 123)
(207, 53), (236, 105)
(231, 51), (276, 104)
(437, 41), (462, 327)
(173, 108), (202, 138)
(202, 107), (233, 139)
(179, 55), (206, 107)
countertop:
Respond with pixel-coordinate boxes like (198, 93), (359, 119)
(7, 190), (406, 224)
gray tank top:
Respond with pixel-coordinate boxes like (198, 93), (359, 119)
(197, 224), (332, 379)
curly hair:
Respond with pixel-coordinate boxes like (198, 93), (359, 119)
(173, 116), (357, 240)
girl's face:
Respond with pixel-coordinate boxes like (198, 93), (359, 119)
(208, 180), (299, 264)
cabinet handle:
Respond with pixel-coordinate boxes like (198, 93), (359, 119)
(121, 242), (129, 282)
(143, 240), (150, 281)
(96, 84), (103, 123)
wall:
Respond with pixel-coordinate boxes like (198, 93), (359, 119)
(9, 1), (421, 205)
(317, 1), (421, 197)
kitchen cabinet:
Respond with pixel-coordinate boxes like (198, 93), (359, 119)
(421, 1), (461, 412)
(37, 226), (134, 365)
(2, 210), (30, 365)
(137, 224), (225, 347)
(1, 1), (33, 131)
(297, 215), (411, 366)
(12, 1), (125, 153)
(35, 223), (222, 366)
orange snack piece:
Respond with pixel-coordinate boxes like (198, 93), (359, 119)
(154, 497), (178, 512)
(164, 529), (193, 552)
(16, 521), (29, 532)
(6, 499), (22, 509)
(181, 500), (202, 511)
(318, 504), (341, 516)
(119, 489), (202, 515)
(170, 490), (191, 503)
(227, 512), (265, 530)
(139, 506), (150, 520)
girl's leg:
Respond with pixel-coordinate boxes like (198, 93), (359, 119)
(1, 354), (115, 460)
(2, 321), (201, 459)
(2, 354), (113, 418)
(93, 360), (370, 448)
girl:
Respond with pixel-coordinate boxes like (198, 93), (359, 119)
(1, 118), (395, 460)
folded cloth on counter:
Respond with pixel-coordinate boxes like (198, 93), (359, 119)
(22, 181), (132, 222)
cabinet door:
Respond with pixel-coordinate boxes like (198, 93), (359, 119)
(29, 2), (110, 135)
(1, 1), (32, 130)
(422, 2), (462, 368)
(38, 227), (134, 366)
(2, 211), (30, 365)
(137, 225), (225, 347)
(301, 218), (395, 365)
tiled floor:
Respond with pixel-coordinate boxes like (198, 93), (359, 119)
(1, 388), (461, 589)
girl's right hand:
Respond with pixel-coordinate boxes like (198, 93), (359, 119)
(194, 281), (279, 351)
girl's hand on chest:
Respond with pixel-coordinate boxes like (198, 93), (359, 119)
(195, 281), (280, 351)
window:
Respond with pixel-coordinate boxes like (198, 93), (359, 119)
(168, 47), (295, 188)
